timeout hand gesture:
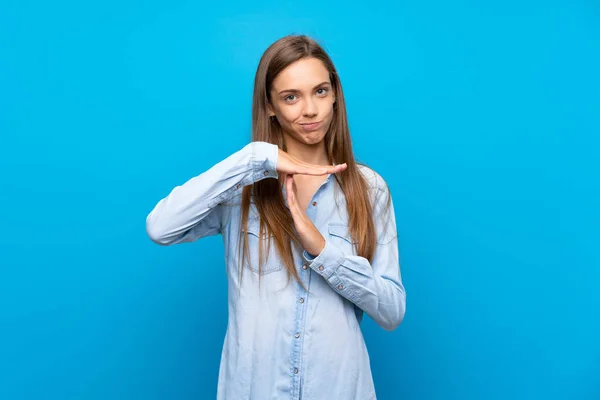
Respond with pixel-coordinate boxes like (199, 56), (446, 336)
(277, 149), (347, 176)
(277, 149), (347, 257)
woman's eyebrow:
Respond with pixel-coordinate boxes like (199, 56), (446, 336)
(278, 81), (331, 95)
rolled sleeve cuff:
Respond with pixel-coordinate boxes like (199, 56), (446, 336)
(301, 239), (359, 302)
(250, 141), (279, 181)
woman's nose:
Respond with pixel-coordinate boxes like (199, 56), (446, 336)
(302, 98), (318, 117)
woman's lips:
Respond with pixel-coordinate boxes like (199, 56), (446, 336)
(299, 121), (322, 132)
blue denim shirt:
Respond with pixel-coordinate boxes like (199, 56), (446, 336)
(146, 141), (406, 400)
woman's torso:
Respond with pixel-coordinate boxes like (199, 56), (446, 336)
(215, 168), (377, 400)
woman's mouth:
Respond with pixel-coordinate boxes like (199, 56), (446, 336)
(299, 121), (322, 132)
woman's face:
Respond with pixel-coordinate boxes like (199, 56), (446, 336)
(268, 57), (336, 146)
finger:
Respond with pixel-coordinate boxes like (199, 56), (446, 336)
(285, 175), (296, 217)
(296, 162), (347, 176)
(291, 174), (299, 195)
(286, 175), (303, 220)
(287, 175), (297, 210)
(286, 175), (295, 209)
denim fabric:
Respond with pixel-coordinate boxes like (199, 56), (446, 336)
(146, 141), (406, 400)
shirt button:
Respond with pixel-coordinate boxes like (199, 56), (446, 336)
(318, 265), (324, 271)
(337, 284), (343, 290)
(294, 367), (299, 374)
(263, 170), (269, 176)
(299, 297), (304, 304)
(302, 264), (308, 270)
(295, 333), (300, 338)
(312, 201), (317, 206)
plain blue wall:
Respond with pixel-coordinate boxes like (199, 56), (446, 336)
(1, 1), (598, 399)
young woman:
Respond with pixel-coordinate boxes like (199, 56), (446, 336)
(146, 35), (406, 400)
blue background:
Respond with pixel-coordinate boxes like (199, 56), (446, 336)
(1, 1), (598, 399)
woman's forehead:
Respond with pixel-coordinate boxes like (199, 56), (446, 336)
(272, 58), (330, 92)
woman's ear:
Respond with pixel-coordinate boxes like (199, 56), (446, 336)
(267, 104), (275, 117)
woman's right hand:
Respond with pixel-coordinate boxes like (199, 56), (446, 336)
(277, 148), (347, 176)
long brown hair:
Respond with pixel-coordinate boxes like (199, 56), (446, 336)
(237, 35), (391, 289)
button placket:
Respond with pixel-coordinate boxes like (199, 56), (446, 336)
(287, 172), (333, 398)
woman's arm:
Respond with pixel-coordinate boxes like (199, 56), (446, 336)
(302, 180), (406, 331)
(145, 141), (279, 245)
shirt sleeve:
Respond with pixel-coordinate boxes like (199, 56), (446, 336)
(145, 141), (279, 245)
(301, 184), (406, 331)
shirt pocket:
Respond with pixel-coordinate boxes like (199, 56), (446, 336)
(327, 221), (358, 255)
(242, 218), (284, 275)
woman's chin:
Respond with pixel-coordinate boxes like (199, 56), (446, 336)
(301, 133), (325, 145)
(283, 129), (325, 146)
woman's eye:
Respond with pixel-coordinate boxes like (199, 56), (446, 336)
(284, 95), (296, 102)
(316, 88), (330, 96)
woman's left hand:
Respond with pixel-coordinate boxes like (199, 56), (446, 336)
(285, 174), (326, 257)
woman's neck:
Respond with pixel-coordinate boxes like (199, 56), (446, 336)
(282, 135), (330, 166)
